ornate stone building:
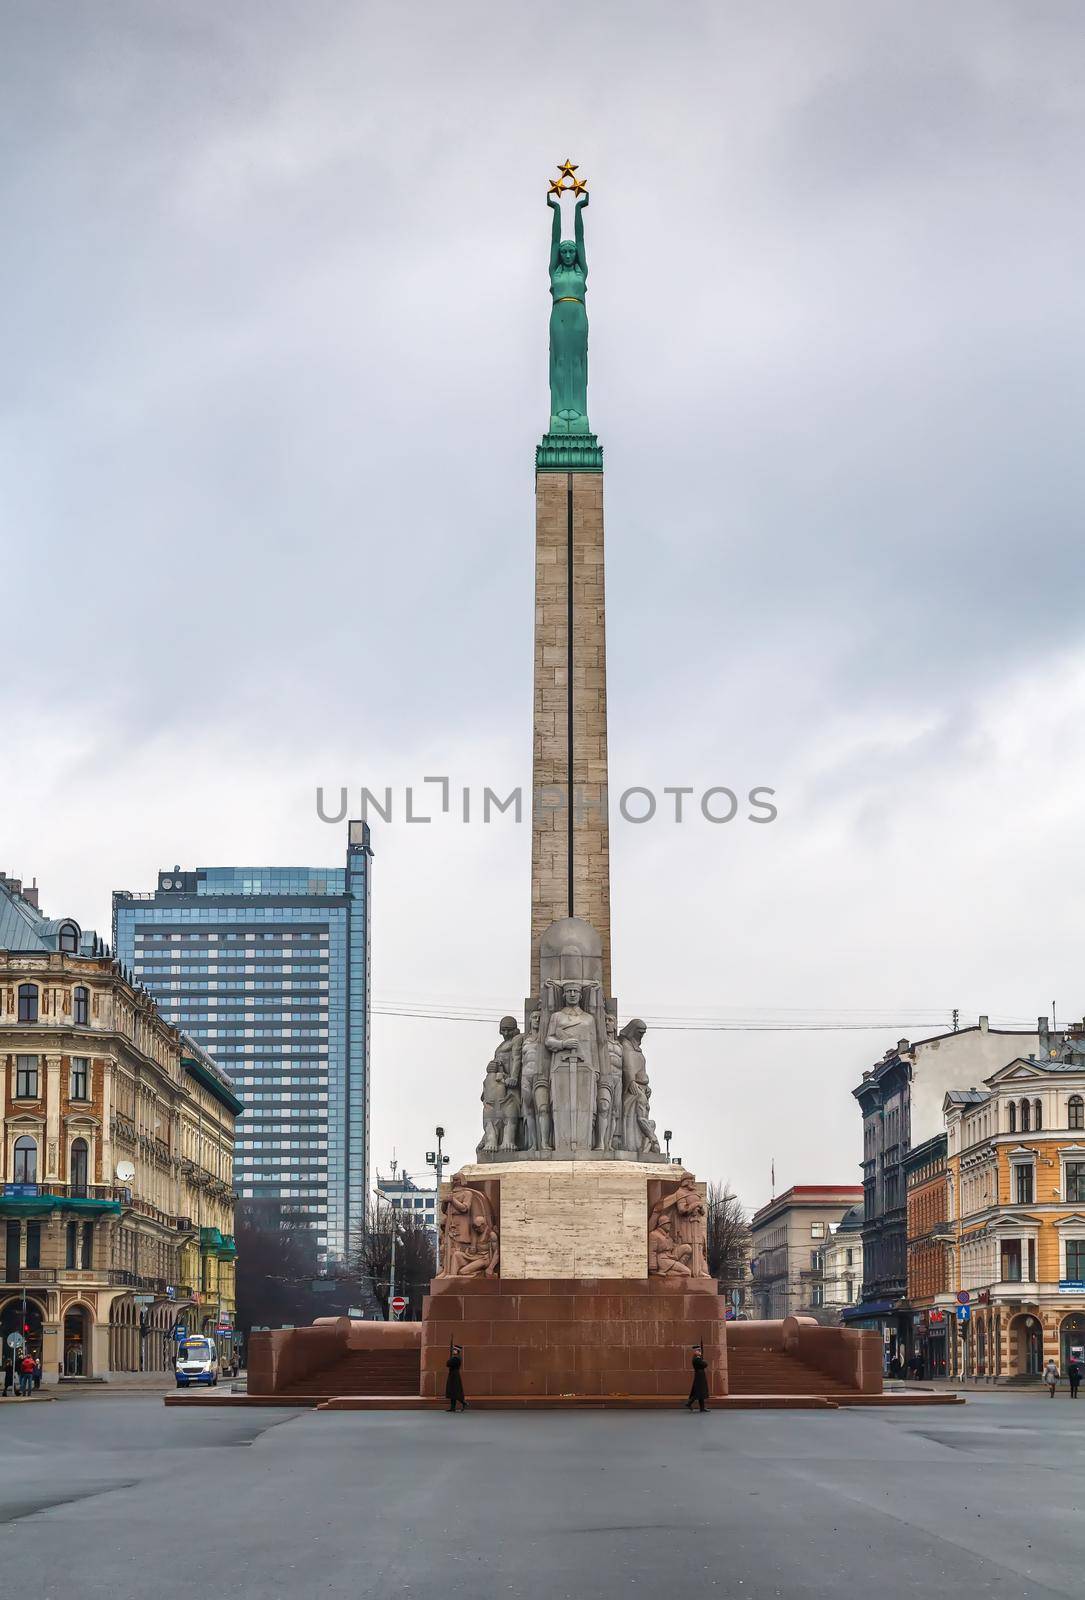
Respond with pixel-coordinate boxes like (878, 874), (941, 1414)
(849, 1018), (1039, 1363)
(0, 873), (240, 1380)
(942, 1027), (1085, 1380)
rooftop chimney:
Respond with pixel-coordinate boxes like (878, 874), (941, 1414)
(979, 1015), (989, 1032)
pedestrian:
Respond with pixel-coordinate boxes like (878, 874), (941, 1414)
(32, 1355), (42, 1391)
(1, 1354), (13, 1397)
(1043, 1357), (1060, 1398)
(18, 1352), (35, 1397)
(445, 1344), (466, 1412)
(685, 1347), (710, 1414)
(1068, 1358), (1081, 1400)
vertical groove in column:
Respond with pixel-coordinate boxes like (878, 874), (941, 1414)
(566, 472), (575, 920)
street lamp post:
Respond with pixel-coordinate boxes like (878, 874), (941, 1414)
(426, 1126), (449, 1275)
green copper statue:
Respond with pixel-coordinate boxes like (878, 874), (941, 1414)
(547, 187), (590, 435)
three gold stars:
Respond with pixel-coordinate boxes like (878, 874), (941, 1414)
(548, 158), (589, 199)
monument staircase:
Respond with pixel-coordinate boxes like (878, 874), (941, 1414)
(277, 1346), (421, 1400)
(726, 1343), (860, 1398)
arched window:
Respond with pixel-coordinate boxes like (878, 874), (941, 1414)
(13, 1136), (37, 1184)
(17, 984), (38, 1023)
(1021, 1099), (1031, 1133)
(1069, 1096), (1085, 1131)
(1009, 1101), (1017, 1133)
(1034, 1099), (1043, 1132)
(73, 986), (89, 1025)
(70, 1138), (88, 1197)
(58, 924), (79, 953)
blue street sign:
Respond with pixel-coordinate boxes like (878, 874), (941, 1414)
(3, 1184), (39, 1198)
(172, 1325), (188, 1342)
(956, 1304), (971, 1323)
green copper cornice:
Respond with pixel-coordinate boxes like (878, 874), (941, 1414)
(536, 431), (603, 473)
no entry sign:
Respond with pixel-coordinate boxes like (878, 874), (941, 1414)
(390, 1296), (407, 1315)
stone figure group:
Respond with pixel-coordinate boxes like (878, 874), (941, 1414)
(478, 986), (661, 1158)
(439, 1173), (499, 1278)
(648, 1176), (710, 1279)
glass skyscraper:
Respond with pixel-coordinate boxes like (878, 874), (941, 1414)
(113, 821), (372, 1262)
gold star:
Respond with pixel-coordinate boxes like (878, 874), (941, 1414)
(571, 177), (588, 198)
(558, 159), (578, 178)
(548, 178), (565, 198)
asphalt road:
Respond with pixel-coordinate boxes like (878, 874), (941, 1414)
(1, 1392), (1083, 1599)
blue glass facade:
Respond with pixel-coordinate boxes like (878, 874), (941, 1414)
(113, 823), (372, 1262)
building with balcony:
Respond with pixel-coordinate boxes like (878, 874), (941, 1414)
(943, 1026), (1085, 1379)
(749, 1185), (862, 1323)
(112, 820), (372, 1264)
(904, 1132), (950, 1376)
(0, 872), (240, 1381)
(848, 1017), (1039, 1364)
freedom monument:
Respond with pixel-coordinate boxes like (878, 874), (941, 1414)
(244, 169), (885, 1406)
(417, 161), (728, 1400)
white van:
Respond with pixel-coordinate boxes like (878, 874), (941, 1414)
(174, 1336), (220, 1388)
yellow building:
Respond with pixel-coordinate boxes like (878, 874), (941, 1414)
(0, 873), (240, 1382)
(943, 1042), (1085, 1379)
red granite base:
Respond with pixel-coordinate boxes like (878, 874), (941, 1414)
(420, 1275), (728, 1399)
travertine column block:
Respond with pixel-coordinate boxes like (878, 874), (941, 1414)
(530, 472), (612, 992)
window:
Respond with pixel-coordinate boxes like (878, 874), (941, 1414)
(25, 1221), (40, 1270)
(1020, 1099), (1031, 1133)
(73, 986), (89, 1025)
(1001, 1240), (1023, 1282)
(13, 1137), (37, 1184)
(17, 984), (38, 1023)
(845, 1247), (854, 1266)
(845, 1277), (855, 1301)
(66, 1220), (78, 1269)
(70, 1059), (89, 1101)
(1014, 1165), (1034, 1205)
(810, 1221), (825, 1239)
(82, 1221), (94, 1269)
(1034, 1100), (1043, 1132)
(1067, 1239), (1085, 1279)
(15, 1056), (39, 1098)
(810, 1250), (824, 1273)
(1070, 1097), (1084, 1131)
(1067, 1162), (1085, 1204)
(1009, 1101), (1017, 1133)
(70, 1139), (88, 1197)
(59, 924), (78, 953)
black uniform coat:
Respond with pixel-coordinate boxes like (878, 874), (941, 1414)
(688, 1355), (709, 1402)
(445, 1353), (465, 1404)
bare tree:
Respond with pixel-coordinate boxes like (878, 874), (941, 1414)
(706, 1182), (751, 1304)
(353, 1201), (437, 1320)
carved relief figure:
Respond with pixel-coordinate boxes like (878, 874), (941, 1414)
(619, 1020), (661, 1155)
(440, 1174), (499, 1277)
(649, 1175), (709, 1278)
(595, 1011), (623, 1151)
(481, 1017), (522, 1153)
(648, 1202), (693, 1276)
(520, 1008), (542, 1150)
(545, 980), (601, 1149)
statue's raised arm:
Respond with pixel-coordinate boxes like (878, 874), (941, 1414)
(574, 191), (588, 280)
(548, 191), (562, 274)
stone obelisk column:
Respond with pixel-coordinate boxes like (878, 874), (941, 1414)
(530, 167), (611, 995)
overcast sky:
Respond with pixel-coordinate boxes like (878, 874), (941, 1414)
(5, 1), (1085, 1210)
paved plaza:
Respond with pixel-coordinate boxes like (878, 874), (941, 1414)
(0, 1392), (1082, 1598)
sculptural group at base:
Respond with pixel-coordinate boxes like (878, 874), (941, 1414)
(475, 917), (663, 1164)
